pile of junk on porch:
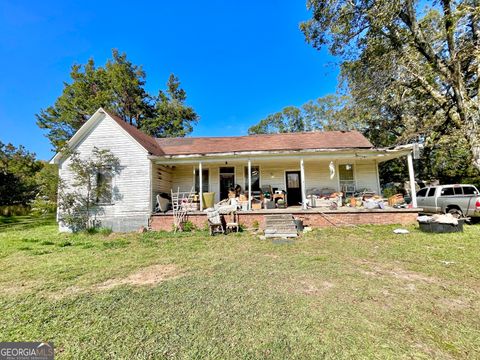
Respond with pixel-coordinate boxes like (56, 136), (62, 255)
(154, 160), (417, 236)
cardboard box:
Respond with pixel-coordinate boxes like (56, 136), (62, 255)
(252, 202), (262, 210)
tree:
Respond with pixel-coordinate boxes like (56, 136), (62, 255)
(248, 94), (364, 134)
(37, 50), (197, 150)
(58, 147), (121, 231)
(301, 0), (480, 172)
(0, 142), (42, 206)
(31, 162), (59, 214)
(141, 74), (199, 137)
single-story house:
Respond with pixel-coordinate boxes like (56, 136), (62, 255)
(51, 108), (419, 232)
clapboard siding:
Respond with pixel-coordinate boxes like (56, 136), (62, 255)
(354, 161), (380, 193)
(304, 160), (339, 191)
(58, 114), (151, 231)
(152, 164), (173, 206)
(163, 158), (380, 202)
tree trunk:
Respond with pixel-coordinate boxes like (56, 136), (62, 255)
(466, 125), (480, 172)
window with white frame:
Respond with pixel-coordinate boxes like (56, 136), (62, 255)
(339, 164), (355, 192)
(194, 169), (209, 193)
(244, 166), (260, 191)
(96, 169), (113, 204)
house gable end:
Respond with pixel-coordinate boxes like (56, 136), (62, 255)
(51, 108), (154, 164)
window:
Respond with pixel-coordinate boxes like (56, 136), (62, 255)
(454, 187), (463, 195)
(416, 188), (428, 197)
(463, 186), (477, 195)
(244, 166), (260, 191)
(339, 164), (355, 190)
(427, 187), (436, 197)
(96, 170), (113, 204)
(194, 169), (209, 193)
(286, 172), (300, 188)
(441, 187), (454, 196)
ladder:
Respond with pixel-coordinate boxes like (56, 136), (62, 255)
(171, 187), (195, 232)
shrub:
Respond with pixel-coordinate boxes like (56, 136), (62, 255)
(30, 197), (56, 215)
(382, 187), (400, 198)
(182, 221), (196, 232)
(0, 205), (31, 216)
(98, 227), (113, 236)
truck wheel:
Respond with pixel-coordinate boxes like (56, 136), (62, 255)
(448, 208), (463, 219)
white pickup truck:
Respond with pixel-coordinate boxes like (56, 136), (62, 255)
(416, 184), (480, 218)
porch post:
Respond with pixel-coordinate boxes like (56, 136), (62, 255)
(248, 159), (252, 211)
(407, 153), (417, 208)
(199, 161), (203, 211)
(300, 158), (307, 210)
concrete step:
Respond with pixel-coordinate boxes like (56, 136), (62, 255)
(265, 229), (297, 234)
(265, 214), (295, 220)
(265, 225), (297, 232)
(265, 232), (298, 238)
(264, 214), (298, 238)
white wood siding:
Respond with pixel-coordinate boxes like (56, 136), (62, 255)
(354, 161), (380, 193)
(58, 114), (151, 231)
(160, 158), (380, 201)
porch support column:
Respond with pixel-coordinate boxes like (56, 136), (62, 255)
(199, 161), (203, 211)
(248, 159), (252, 211)
(407, 153), (417, 208)
(300, 158), (307, 210)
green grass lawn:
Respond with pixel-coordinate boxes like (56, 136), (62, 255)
(1, 216), (479, 359)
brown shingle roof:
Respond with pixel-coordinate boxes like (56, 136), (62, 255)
(104, 111), (372, 156)
(155, 131), (373, 156)
(104, 110), (165, 156)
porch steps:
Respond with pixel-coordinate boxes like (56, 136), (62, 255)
(264, 214), (298, 238)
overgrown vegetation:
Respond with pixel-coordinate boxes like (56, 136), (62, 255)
(58, 147), (120, 232)
(1, 217), (479, 358)
(0, 142), (58, 215)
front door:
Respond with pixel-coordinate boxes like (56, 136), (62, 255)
(219, 167), (235, 200)
(285, 171), (302, 206)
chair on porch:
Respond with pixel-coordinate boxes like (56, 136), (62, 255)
(341, 184), (356, 198)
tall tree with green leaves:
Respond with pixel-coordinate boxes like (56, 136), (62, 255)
(0, 142), (42, 206)
(37, 50), (197, 150)
(248, 95), (364, 134)
(300, 0), (480, 172)
(141, 74), (199, 137)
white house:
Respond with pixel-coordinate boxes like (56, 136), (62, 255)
(51, 108), (418, 232)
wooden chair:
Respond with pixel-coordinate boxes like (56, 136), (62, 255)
(225, 212), (239, 233)
(206, 209), (225, 235)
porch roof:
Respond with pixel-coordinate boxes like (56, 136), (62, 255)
(150, 144), (415, 164)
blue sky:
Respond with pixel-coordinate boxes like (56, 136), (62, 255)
(0, 0), (339, 160)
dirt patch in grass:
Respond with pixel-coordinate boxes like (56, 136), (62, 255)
(275, 275), (335, 297)
(299, 280), (335, 296)
(437, 297), (470, 311)
(94, 264), (181, 291)
(357, 259), (437, 284)
(2, 281), (36, 295)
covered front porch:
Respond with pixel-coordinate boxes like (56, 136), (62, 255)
(150, 145), (419, 214)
